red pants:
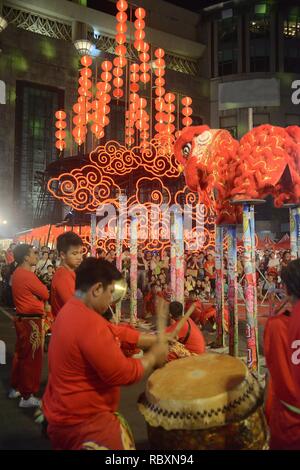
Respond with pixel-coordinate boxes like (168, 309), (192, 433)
(269, 397), (300, 450)
(47, 412), (135, 450)
(11, 317), (44, 398)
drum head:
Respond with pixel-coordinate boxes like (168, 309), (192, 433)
(138, 353), (263, 430)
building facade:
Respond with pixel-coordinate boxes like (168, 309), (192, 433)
(0, 0), (299, 236)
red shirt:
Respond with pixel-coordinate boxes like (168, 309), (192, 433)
(12, 267), (49, 315)
(166, 318), (205, 355)
(264, 312), (297, 406)
(264, 310), (300, 449)
(43, 297), (144, 426)
(289, 300), (300, 392)
(51, 266), (75, 317)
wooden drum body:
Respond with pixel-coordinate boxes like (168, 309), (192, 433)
(138, 353), (268, 450)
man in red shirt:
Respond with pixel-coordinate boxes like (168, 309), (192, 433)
(43, 258), (168, 450)
(264, 260), (300, 449)
(51, 232), (83, 317)
(166, 301), (206, 361)
(9, 244), (49, 407)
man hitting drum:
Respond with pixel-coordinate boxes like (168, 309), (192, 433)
(43, 258), (168, 450)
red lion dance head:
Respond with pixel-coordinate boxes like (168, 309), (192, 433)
(174, 124), (300, 224)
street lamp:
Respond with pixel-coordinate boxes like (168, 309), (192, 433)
(73, 39), (94, 56)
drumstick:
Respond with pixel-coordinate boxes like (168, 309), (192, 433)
(168, 303), (196, 341)
(273, 297), (289, 316)
(156, 295), (169, 343)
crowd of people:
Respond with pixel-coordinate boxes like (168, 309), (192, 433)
(1, 234), (300, 450)
(0, 241), (292, 311)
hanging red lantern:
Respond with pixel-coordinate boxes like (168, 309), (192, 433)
(130, 83), (139, 93)
(80, 55), (92, 67)
(155, 48), (165, 58)
(55, 110), (66, 120)
(182, 96), (192, 107)
(135, 7), (146, 19)
(55, 130), (66, 140)
(182, 107), (193, 117)
(181, 96), (193, 128)
(116, 11), (127, 22)
(116, 0), (128, 11)
(135, 29), (145, 41)
(114, 56), (127, 68)
(55, 140), (66, 150)
(140, 72), (150, 84)
(165, 93), (176, 103)
(182, 116), (193, 127)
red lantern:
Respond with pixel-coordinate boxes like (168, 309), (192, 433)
(135, 7), (146, 19)
(115, 44), (126, 56)
(130, 63), (140, 73)
(55, 120), (67, 129)
(130, 73), (139, 83)
(101, 61), (113, 72)
(116, 22), (127, 33)
(139, 52), (150, 62)
(80, 55), (92, 67)
(165, 93), (175, 103)
(113, 67), (123, 77)
(182, 96), (192, 107)
(134, 19), (145, 30)
(130, 83), (139, 93)
(140, 63), (150, 73)
(182, 116), (192, 127)
(155, 48), (165, 58)
(116, 0), (128, 11)
(55, 130), (66, 140)
(140, 72), (150, 84)
(113, 77), (123, 88)
(116, 11), (127, 22)
(135, 29), (145, 41)
(80, 68), (92, 78)
(138, 98), (147, 108)
(182, 106), (193, 117)
(114, 56), (127, 68)
(101, 72), (112, 82)
(155, 87), (165, 97)
(55, 110), (66, 120)
(116, 33), (126, 45)
(55, 140), (66, 151)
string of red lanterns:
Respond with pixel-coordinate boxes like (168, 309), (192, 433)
(72, 55), (93, 146)
(55, 5), (196, 154)
(182, 96), (193, 128)
(55, 110), (67, 151)
(113, 0), (128, 99)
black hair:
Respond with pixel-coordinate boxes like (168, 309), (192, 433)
(56, 232), (83, 255)
(13, 244), (32, 265)
(75, 257), (122, 292)
(281, 259), (300, 299)
(169, 301), (183, 319)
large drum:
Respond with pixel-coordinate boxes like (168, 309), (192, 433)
(138, 353), (268, 450)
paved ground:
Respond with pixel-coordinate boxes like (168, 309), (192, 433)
(0, 304), (268, 450)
